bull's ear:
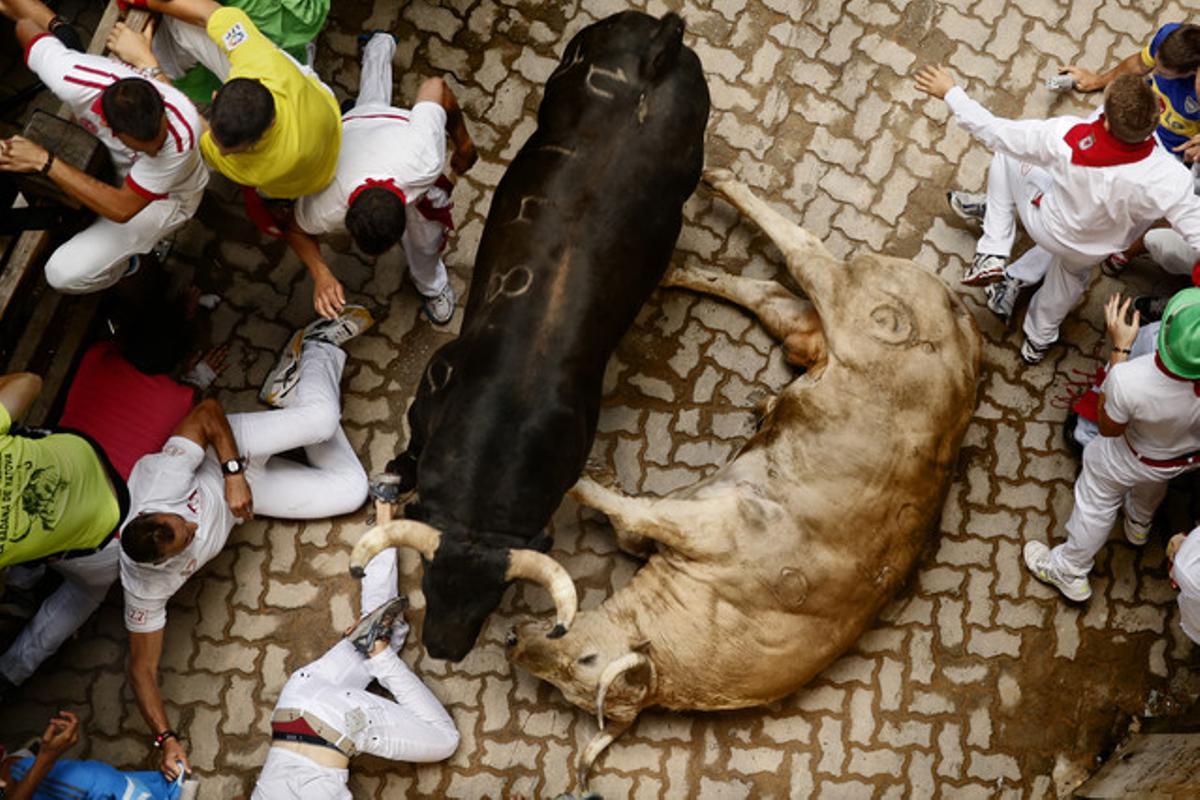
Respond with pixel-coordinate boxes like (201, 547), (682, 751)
(631, 638), (651, 653)
(640, 13), (684, 82)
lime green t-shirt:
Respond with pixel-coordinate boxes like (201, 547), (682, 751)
(199, 7), (342, 199)
(0, 404), (120, 568)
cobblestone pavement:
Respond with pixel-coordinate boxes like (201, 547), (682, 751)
(4, 0), (1200, 797)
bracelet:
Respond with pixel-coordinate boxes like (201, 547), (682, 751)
(140, 65), (163, 79)
(152, 730), (180, 749)
(1113, 347), (1131, 355)
(39, 152), (54, 175)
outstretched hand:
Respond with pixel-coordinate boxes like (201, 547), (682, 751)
(1103, 292), (1140, 352)
(914, 64), (956, 99)
(1058, 64), (1104, 92)
(0, 136), (51, 174)
(107, 20), (158, 71)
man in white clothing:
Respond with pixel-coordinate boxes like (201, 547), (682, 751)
(0, 3), (207, 293)
(917, 65), (1200, 365)
(288, 31), (477, 323)
(119, 308), (373, 779)
(247, 548), (458, 799)
(1169, 527), (1200, 645)
(1024, 289), (1200, 602)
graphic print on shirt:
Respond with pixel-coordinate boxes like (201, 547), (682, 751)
(0, 454), (67, 555)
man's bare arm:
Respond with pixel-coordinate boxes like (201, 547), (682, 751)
(1061, 51), (1152, 93)
(0, 372), (41, 420)
(128, 629), (192, 779)
(171, 397), (253, 518)
(136, 0), (220, 27)
(416, 77), (477, 174)
(284, 216), (345, 319)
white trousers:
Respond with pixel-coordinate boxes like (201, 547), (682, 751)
(356, 33), (450, 298)
(44, 190), (201, 294)
(153, 15), (231, 81)
(1049, 434), (1193, 579)
(229, 342), (368, 520)
(250, 549), (458, 798)
(0, 539), (120, 685)
(976, 153), (1100, 348)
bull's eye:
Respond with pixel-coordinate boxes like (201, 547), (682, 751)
(577, 653), (598, 666)
(868, 301), (916, 346)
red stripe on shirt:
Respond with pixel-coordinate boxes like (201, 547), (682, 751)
(23, 32), (53, 66)
(63, 75), (109, 91)
(163, 102), (195, 150)
(125, 174), (167, 201)
(343, 112), (410, 123)
(72, 63), (123, 82)
(164, 121), (183, 153)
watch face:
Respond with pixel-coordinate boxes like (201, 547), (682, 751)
(224, 459), (242, 474)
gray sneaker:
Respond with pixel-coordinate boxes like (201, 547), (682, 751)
(984, 274), (1025, 323)
(1023, 541), (1091, 602)
(1019, 337), (1050, 366)
(259, 327), (305, 407)
(948, 191), (987, 224)
(422, 283), (457, 325)
(303, 305), (375, 348)
(962, 253), (1007, 287)
(348, 596), (409, 657)
(259, 306), (375, 407)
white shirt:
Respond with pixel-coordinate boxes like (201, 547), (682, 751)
(945, 85), (1200, 260)
(1102, 354), (1200, 460)
(1172, 527), (1200, 644)
(26, 34), (208, 202)
(293, 101), (447, 236)
(120, 436), (237, 633)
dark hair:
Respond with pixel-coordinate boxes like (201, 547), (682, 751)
(209, 78), (275, 149)
(121, 514), (174, 563)
(100, 78), (164, 142)
(1105, 75), (1159, 143)
(345, 188), (407, 255)
(1158, 25), (1200, 73)
(115, 297), (195, 375)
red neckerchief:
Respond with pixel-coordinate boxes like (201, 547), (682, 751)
(1154, 352), (1200, 397)
(349, 177), (407, 207)
(1064, 115), (1155, 167)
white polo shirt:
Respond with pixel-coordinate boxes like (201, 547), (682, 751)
(25, 33), (208, 202)
(119, 437), (236, 633)
(1102, 354), (1200, 461)
(293, 101), (447, 236)
(1172, 527), (1200, 644)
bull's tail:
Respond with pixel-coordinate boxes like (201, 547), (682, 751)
(640, 13), (685, 82)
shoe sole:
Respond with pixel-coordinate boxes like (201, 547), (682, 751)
(348, 596), (409, 656)
(961, 266), (1007, 287)
(260, 328), (305, 406)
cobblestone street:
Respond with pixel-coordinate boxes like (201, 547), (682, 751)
(4, 0), (1200, 797)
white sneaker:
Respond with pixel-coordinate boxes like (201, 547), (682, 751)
(984, 274), (1024, 323)
(1019, 338), (1050, 366)
(947, 191), (987, 224)
(259, 328), (305, 408)
(1023, 541), (1092, 602)
(422, 283), (456, 325)
(962, 253), (1007, 287)
(1123, 500), (1151, 546)
(303, 304), (375, 348)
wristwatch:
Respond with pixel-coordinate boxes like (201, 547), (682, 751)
(221, 457), (246, 476)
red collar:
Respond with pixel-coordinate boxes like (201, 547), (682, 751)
(348, 177), (407, 207)
(1064, 116), (1155, 167)
(1155, 353), (1200, 396)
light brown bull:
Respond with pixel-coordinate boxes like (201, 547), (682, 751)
(506, 170), (982, 786)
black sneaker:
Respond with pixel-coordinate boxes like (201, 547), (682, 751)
(1133, 295), (1169, 324)
(348, 597), (409, 657)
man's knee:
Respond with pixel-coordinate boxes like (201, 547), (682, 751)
(326, 463), (369, 517)
(45, 249), (120, 294)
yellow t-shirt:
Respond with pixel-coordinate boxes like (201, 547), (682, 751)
(199, 7), (341, 199)
(0, 404), (119, 568)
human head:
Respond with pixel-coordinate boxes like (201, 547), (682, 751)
(1103, 75), (1159, 143)
(100, 77), (165, 152)
(121, 512), (195, 563)
(114, 294), (195, 375)
(345, 188), (407, 255)
(209, 78), (275, 153)
(1157, 287), (1200, 379)
(1157, 24), (1200, 76)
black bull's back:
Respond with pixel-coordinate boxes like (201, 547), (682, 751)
(394, 12), (709, 659)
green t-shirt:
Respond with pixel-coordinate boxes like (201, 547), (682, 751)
(0, 404), (119, 568)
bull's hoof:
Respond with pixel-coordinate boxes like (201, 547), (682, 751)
(548, 623), (568, 639)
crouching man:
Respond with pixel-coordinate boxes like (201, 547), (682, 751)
(120, 309), (374, 778)
(0, 1), (206, 293)
(247, 548), (458, 798)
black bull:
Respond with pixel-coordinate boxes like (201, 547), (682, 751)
(350, 11), (710, 661)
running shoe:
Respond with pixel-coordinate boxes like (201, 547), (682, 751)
(348, 596), (409, 657)
(1023, 541), (1092, 602)
(947, 191), (987, 224)
(984, 274), (1025, 323)
(962, 253), (1007, 286)
(422, 283), (457, 325)
(1019, 338), (1050, 366)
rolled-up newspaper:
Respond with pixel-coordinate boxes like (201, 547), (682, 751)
(1045, 74), (1076, 92)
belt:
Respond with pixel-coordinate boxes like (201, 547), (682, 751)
(271, 709), (357, 758)
(1125, 438), (1200, 469)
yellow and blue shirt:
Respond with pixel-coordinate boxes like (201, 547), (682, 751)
(1142, 23), (1200, 155)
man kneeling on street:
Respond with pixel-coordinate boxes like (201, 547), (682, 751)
(119, 308), (374, 778)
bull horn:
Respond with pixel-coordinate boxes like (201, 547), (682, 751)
(349, 521), (442, 578)
(595, 652), (651, 730)
(505, 549), (578, 638)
